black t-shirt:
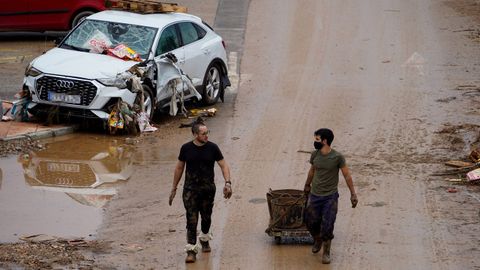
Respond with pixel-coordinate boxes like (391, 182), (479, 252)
(178, 141), (224, 190)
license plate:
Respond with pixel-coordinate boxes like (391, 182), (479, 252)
(48, 92), (81, 104)
(47, 162), (80, 173)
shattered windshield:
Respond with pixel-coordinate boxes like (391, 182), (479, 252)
(61, 19), (157, 59)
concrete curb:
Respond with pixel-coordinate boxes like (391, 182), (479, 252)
(0, 125), (79, 142)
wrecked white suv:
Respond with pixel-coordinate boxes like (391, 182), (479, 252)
(23, 10), (230, 120)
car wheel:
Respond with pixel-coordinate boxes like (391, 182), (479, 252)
(134, 85), (155, 121)
(201, 63), (223, 105)
(71, 10), (95, 28)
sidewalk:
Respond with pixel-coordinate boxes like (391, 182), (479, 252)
(0, 121), (77, 141)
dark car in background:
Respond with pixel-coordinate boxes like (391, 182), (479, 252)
(0, 0), (106, 31)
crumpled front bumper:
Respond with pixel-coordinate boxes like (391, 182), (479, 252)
(24, 74), (137, 120)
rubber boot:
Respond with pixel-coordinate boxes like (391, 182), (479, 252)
(185, 251), (196, 263)
(200, 240), (211, 253)
(322, 240), (331, 264)
(312, 236), (322, 254)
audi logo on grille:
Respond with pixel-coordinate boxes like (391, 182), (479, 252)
(56, 177), (73, 185)
(55, 80), (75, 89)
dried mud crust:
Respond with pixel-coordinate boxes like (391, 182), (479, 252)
(434, 123), (480, 154)
(444, 0), (480, 23)
(445, 0), (480, 42)
(0, 240), (109, 270)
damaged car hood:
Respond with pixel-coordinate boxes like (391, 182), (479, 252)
(32, 48), (138, 79)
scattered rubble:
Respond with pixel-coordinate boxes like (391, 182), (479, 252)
(434, 147), (480, 185)
(0, 236), (108, 270)
(0, 137), (43, 157)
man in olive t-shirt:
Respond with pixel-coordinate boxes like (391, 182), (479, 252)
(304, 128), (358, 264)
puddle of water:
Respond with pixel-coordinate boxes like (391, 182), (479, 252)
(0, 134), (134, 243)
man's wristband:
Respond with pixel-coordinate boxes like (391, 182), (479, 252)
(225, 181), (232, 186)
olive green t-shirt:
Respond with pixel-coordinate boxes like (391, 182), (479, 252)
(309, 149), (346, 196)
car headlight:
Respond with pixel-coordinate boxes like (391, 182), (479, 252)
(25, 64), (42, 77)
(97, 77), (127, 88)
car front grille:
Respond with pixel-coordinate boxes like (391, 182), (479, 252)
(36, 76), (97, 106)
(28, 104), (101, 119)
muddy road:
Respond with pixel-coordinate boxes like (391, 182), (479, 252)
(1, 0), (480, 269)
(91, 0), (480, 269)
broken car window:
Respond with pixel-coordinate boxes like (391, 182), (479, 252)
(61, 19), (157, 59)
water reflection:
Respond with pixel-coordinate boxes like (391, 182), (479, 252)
(20, 136), (134, 208)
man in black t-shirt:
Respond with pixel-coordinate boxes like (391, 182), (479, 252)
(169, 122), (232, 263)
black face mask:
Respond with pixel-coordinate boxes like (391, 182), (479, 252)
(314, 141), (323, 150)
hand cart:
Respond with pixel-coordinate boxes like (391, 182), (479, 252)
(265, 189), (312, 244)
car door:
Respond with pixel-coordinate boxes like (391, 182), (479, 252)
(28, 0), (70, 30)
(0, 0), (31, 31)
(178, 22), (210, 86)
(153, 23), (186, 102)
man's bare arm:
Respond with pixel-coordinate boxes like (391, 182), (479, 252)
(304, 165), (315, 194)
(217, 159), (232, 199)
(217, 159), (231, 183)
(169, 160), (185, 205)
(341, 165), (358, 208)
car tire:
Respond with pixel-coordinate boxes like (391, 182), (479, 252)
(71, 10), (95, 28)
(134, 85), (155, 121)
(201, 63), (223, 105)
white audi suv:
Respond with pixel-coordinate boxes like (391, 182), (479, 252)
(23, 10), (230, 120)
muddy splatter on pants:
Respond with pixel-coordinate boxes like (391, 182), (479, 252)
(304, 192), (339, 241)
(183, 188), (216, 245)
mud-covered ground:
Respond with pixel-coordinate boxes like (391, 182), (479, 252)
(1, 0), (480, 269)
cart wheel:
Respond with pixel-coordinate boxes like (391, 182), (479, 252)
(274, 236), (282, 244)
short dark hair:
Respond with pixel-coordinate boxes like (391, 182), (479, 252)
(191, 117), (206, 135)
(314, 128), (334, 146)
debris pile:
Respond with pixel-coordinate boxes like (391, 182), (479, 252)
(178, 108), (218, 128)
(0, 235), (105, 269)
(435, 147), (480, 185)
(1, 89), (32, 122)
(0, 138), (43, 157)
(105, 52), (201, 135)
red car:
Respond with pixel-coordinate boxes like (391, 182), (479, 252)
(0, 0), (106, 31)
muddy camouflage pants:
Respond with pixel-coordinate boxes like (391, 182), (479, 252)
(304, 192), (339, 241)
(183, 188), (216, 244)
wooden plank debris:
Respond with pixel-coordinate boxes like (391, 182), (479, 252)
(106, 0), (187, 14)
(444, 160), (474, 168)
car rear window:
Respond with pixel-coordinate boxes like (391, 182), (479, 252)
(178, 22), (199, 46)
(194, 23), (207, 39)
